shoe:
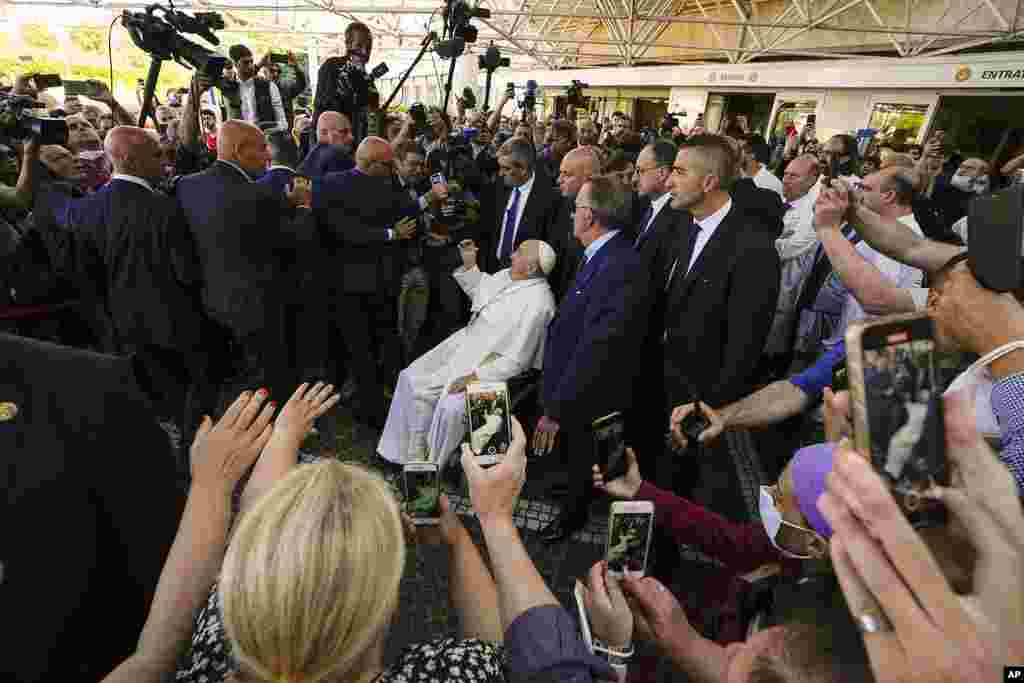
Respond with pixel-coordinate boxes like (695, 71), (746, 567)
(539, 516), (576, 544)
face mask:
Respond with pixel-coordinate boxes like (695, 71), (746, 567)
(951, 172), (989, 195)
(348, 48), (368, 68)
(943, 340), (1024, 438)
(759, 486), (819, 560)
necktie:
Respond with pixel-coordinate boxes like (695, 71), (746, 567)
(499, 187), (521, 262)
(634, 205), (654, 248)
(666, 222), (703, 292)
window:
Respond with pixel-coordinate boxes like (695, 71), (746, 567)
(867, 103), (929, 145)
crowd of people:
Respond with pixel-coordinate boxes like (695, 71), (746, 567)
(3, 17), (1024, 683)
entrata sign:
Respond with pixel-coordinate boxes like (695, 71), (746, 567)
(954, 64), (1024, 82)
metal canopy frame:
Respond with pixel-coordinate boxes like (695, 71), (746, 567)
(7, 0), (1024, 68)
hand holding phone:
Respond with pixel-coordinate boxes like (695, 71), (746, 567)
(606, 501), (654, 577)
(575, 561), (634, 654)
(404, 462), (441, 525)
(592, 447), (643, 499)
(465, 382), (513, 465)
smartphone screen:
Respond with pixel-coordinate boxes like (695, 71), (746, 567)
(431, 172), (447, 186)
(404, 465), (440, 525)
(593, 412), (627, 481)
(850, 315), (950, 528)
(62, 80), (93, 98)
(465, 382), (512, 466)
(606, 506), (654, 577)
(967, 185), (1024, 292)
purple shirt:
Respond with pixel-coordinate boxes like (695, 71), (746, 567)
(505, 605), (616, 682)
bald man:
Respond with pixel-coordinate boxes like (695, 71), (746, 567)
(297, 110), (356, 177)
(59, 125), (207, 425)
(550, 146), (601, 299)
(175, 119), (314, 452)
(313, 135), (426, 429)
(379, 237), (557, 466)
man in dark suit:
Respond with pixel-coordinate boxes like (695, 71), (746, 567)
(175, 120), (311, 427)
(313, 136), (425, 428)
(62, 126), (209, 430)
(258, 129), (299, 197)
(534, 175), (650, 542)
(478, 137), (560, 275)
(549, 146), (601, 301)
(659, 134), (781, 518)
(0, 333), (185, 682)
(297, 110), (355, 178)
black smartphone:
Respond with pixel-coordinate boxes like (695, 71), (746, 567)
(269, 52), (290, 65)
(592, 412), (628, 482)
(967, 184), (1023, 292)
(33, 74), (62, 90)
(829, 156), (841, 181)
(806, 113), (817, 126)
(846, 313), (949, 528)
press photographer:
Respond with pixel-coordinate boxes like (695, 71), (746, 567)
(219, 44), (288, 131)
(311, 21), (377, 146)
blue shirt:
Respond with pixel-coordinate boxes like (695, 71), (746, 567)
(505, 605), (616, 682)
(990, 371), (1024, 495)
(789, 341), (847, 402)
(583, 229), (621, 264)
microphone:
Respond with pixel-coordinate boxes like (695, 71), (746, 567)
(369, 62), (389, 82)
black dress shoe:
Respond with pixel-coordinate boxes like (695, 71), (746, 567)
(539, 516), (576, 544)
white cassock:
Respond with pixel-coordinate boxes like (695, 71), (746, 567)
(378, 266), (556, 468)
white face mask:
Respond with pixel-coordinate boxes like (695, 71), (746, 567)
(759, 486), (818, 560)
(943, 341), (1024, 438)
(950, 172), (990, 195)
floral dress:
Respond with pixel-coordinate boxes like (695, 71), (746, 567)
(176, 584), (506, 683)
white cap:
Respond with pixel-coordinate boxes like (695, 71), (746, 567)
(537, 240), (556, 276)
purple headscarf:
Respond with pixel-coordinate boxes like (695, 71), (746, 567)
(790, 442), (835, 539)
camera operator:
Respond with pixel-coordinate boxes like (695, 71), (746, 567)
(257, 51), (307, 131)
(311, 21), (375, 146)
(0, 138), (40, 212)
(175, 74), (218, 175)
(218, 44), (288, 132)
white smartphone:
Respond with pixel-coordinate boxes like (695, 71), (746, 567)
(465, 381), (513, 466)
(573, 580), (595, 654)
(403, 462), (440, 525)
(606, 500), (655, 578)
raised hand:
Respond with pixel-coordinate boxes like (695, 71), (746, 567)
(189, 390), (276, 494)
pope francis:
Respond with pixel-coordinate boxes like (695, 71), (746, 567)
(378, 237), (557, 467)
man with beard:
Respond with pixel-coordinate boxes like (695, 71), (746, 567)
(312, 21), (375, 145)
(659, 134), (780, 525)
(297, 110), (355, 177)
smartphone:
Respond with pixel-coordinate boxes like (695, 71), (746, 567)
(506, 82), (515, 96)
(292, 174), (312, 194)
(967, 184), (1024, 292)
(431, 172), (447, 187)
(573, 581), (596, 654)
(846, 313), (949, 528)
(33, 74), (62, 90)
(269, 52), (290, 65)
(62, 80), (99, 98)
(828, 156), (841, 181)
(680, 402), (710, 443)
(593, 412), (628, 482)
(403, 462), (441, 525)
(806, 113), (817, 126)
(606, 500), (654, 578)
(464, 381), (513, 465)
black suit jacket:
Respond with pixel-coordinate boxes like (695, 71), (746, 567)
(0, 334), (185, 682)
(659, 204), (781, 409)
(313, 168), (418, 296)
(175, 161), (310, 340)
(731, 177), (785, 238)
(66, 179), (205, 354)
(547, 198), (583, 303)
(479, 174), (560, 274)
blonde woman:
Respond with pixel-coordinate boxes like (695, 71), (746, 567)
(176, 385), (508, 683)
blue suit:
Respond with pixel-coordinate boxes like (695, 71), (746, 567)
(541, 230), (650, 529)
(257, 165), (296, 198)
(297, 143), (354, 178)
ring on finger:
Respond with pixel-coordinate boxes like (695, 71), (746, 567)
(857, 607), (894, 634)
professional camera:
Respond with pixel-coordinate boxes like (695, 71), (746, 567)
(409, 102), (429, 135)
(520, 80), (538, 111)
(436, 0), (491, 58)
(121, 2), (227, 78)
(0, 93), (68, 145)
(565, 80), (588, 107)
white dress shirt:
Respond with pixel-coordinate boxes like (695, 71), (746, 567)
(584, 229), (621, 264)
(752, 164), (784, 198)
(687, 198), (732, 275)
(497, 172), (536, 258)
(776, 190), (817, 261)
(638, 192), (673, 241)
(237, 77), (287, 131)
(111, 173), (154, 193)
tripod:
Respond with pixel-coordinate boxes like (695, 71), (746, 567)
(380, 32), (436, 112)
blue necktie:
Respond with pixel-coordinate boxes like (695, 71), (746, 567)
(499, 187), (521, 263)
(635, 205), (654, 248)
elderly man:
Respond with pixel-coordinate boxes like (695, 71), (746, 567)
(379, 238), (557, 466)
(297, 110), (355, 177)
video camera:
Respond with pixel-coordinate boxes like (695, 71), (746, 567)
(967, 183), (1024, 292)
(0, 93), (68, 145)
(436, 0), (490, 58)
(520, 80), (538, 111)
(566, 80), (588, 107)
(121, 2), (227, 79)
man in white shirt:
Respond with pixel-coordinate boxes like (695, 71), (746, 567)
(742, 136), (784, 198)
(378, 239), (556, 466)
(222, 44), (288, 132)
